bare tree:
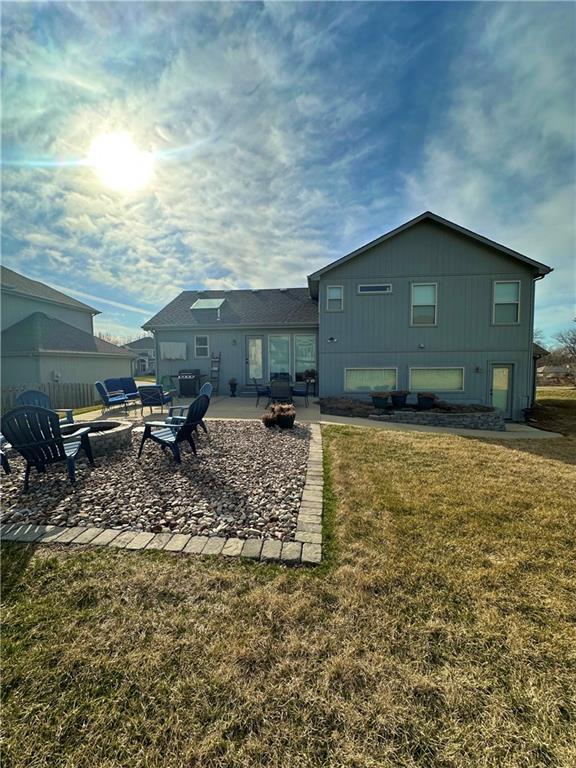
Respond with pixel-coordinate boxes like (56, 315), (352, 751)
(555, 320), (576, 384)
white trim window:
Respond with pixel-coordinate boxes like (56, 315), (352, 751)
(344, 368), (397, 393)
(409, 367), (465, 392)
(357, 283), (392, 294)
(194, 335), (209, 358)
(411, 283), (437, 326)
(493, 281), (520, 324)
(326, 285), (343, 312)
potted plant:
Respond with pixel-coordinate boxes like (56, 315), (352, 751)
(390, 390), (409, 408)
(371, 391), (390, 409)
(228, 377), (238, 397)
(417, 392), (437, 410)
(275, 403), (296, 429)
(261, 407), (277, 428)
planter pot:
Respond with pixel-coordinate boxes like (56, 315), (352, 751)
(391, 393), (408, 409)
(276, 414), (295, 429)
(371, 394), (390, 409)
(229, 385), (237, 397)
(417, 394), (436, 410)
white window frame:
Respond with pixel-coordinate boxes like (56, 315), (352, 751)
(493, 280), (521, 325)
(357, 283), (393, 295)
(410, 282), (437, 326)
(194, 335), (210, 358)
(409, 367), (465, 392)
(343, 367), (398, 393)
(326, 285), (344, 312)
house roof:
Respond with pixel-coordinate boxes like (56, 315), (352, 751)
(1, 266), (99, 315)
(307, 212), (553, 291)
(2, 313), (134, 357)
(532, 343), (549, 358)
(142, 288), (318, 330)
(125, 336), (155, 350)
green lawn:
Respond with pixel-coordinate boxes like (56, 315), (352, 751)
(2, 422), (575, 767)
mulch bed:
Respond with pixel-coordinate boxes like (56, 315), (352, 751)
(1, 421), (310, 541)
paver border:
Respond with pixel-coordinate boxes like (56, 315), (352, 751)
(0, 423), (324, 566)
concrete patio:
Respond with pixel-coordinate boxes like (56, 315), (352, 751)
(80, 394), (562, 440)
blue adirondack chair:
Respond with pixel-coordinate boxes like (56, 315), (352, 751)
(138, 385), (173, 414)
(95, 381), (129, 414)
(165, 382), (212, 433)
(137, 394), (210, 464)
(0, 406), (95, 491)
(15, 389), (74, 425)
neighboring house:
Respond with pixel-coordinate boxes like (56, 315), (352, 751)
(125, 336), (156, 376)
(1, 266), (134, 389)
(143, 212), (552, 420)
(536, 365), (573, 385)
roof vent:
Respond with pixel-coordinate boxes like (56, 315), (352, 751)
(279, 288), (288, 293)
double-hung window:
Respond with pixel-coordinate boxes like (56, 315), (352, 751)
(194, 335), (209, 358)
(493, 281), (520, 324)
(326, 285), (343, 312)
(411, 283), (437, 325)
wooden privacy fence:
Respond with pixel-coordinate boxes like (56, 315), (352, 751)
(1, 382), (98, 413)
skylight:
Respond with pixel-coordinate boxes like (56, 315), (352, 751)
(190, 298), (225, 310)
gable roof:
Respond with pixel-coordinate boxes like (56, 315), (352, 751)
(533, 343), (549, 358)
(143, 288), (318, 330)
(1, 266), (99, 315)
(125, 336), (155, 350)
(2, 313), (134, 357)
(307, 212), (553, 289)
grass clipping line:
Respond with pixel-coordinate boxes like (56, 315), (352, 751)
(2, 422), (576, 768)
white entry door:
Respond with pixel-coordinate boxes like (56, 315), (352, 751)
(490, 364), (513, 418)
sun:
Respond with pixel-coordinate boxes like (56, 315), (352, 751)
(88, 132), (154, 192)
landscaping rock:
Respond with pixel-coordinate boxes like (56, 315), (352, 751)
(1, 421), (310, 541)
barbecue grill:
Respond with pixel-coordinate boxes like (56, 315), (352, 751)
(177, 369), (202, 397)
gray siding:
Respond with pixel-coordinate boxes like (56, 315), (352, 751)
(154, 326), (318, 388)
(1, 293), (94, 334)
(37, 354), (132, 385)
(1, 356), (40, 388)
(317, 220), (537, 419)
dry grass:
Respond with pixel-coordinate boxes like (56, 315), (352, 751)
(2, 425), (576, 768)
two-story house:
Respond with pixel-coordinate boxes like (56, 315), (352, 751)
(1, 266), (134, 389)
(143, 212), (552, 420)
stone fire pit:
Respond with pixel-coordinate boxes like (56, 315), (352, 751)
(60, 420), (133, 457)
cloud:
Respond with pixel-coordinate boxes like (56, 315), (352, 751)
(1, 1), (573, 340)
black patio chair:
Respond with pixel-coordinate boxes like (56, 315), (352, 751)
(138, 385), (173, 414)
(291, 378), (312, 408)
(137, 394), (210, 464)
(252, 377), (271, 407)
(270, 379), (292, 403)
(270, 372), (291, 381)
(0, 406), (95, 491)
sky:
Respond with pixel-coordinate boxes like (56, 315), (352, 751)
(1, 1), (575, 344)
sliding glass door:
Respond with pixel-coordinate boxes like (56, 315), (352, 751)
(268, 335), (290, 377)
(294, 335), (316, 381)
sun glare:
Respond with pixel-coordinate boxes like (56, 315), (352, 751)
(88, 132), (154, 192)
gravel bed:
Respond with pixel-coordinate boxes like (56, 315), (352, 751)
(1, 421), (310, 541)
